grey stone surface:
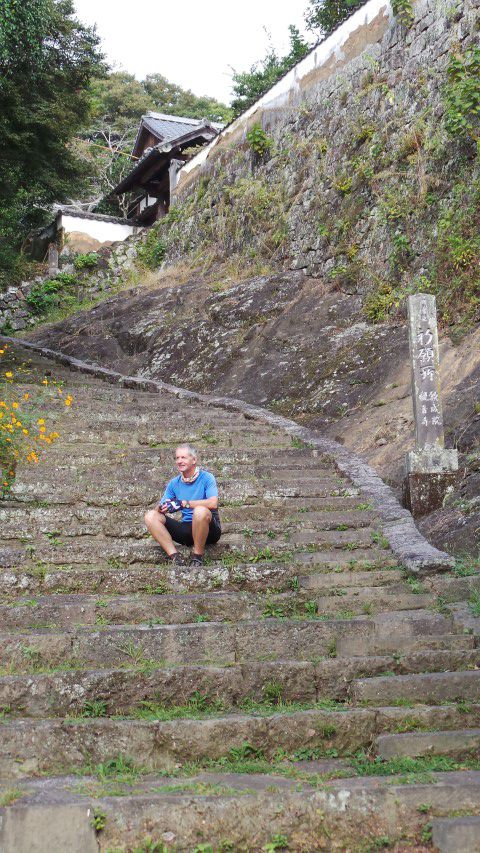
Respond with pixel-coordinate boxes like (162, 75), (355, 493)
(0, 803), (99, 853)
(432, 816), (480, 853)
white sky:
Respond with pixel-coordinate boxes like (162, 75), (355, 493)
(73, 0), (311, 104)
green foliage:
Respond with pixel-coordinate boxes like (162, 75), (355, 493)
(25, 278), (65, 316)
(231, 26), (310, 116)
(73, 252), (98, 270)
(0, 0), (104, 288)
(136, 230), (167, 269)
(469, 589), (480, 617)
(246, 124), (273, 158)
(305, 0), (364, 38)
(91, 808), (107, 832)
(363, 282), (398, 323)
(263, 835), (289, 852)
(81, 700), (108, 718)
(391, 0), (415, 28)
(444, 47), (480, 140)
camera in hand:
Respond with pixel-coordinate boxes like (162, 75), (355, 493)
(163, 499), (182, 514)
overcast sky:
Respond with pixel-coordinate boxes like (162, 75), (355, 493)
(73, 0), (311, 104)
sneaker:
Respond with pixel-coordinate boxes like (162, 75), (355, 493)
(169, 552), (185, 566)
(189, 552), (204, 567)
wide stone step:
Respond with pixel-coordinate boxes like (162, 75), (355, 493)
(0, 552), (395, 595)
(2, 704), (480, 781)
(299, 568), (404, 589)
(2, 646), (479, 716)
(1, 619), (475, 670)
(314, 587), (435, 615)
(352, 669), (480, 705)
(0, 503), (373, 541)
(376, 728), (480, 759)
(432, 816), (480, 853)
(1, 771), (480, 852)
(0, 594), (466, 643)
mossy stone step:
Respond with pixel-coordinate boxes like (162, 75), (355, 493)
(1, 619), (475, 669)
(2, 648), (480, 717)
(313, 588), (435, 614)
(352, 669), (480, 705)
(1, 771), (480, 852)
(376, 728), (480, 759)
(0, 593), (459, 636)
(2, 704), (480, 782)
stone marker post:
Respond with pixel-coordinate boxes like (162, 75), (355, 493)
(47, 242), (59, 276)
(403, 294), (458, 517)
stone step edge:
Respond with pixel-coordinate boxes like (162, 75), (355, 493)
(1, 770), (479, 852)
(375, 728), (480, 758)
(1, 336), (454, 576)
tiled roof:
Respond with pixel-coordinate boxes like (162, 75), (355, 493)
(142, 112), (224, 143)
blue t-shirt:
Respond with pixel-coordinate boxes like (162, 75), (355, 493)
(160, 470), (219, 522)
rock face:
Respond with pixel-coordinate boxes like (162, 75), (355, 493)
(0, 342), (479, 851)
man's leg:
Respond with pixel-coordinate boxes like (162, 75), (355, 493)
(144, 509), (178, 557)
(191, 506), (212, 556)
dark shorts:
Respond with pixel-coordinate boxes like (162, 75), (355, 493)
(165, 514), (222, 547)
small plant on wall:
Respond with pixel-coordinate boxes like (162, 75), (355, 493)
(246, 124), (273, 158)
(444, 47), (480, 142)
(392, 0), (414, 28)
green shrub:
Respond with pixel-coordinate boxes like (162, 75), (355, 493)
(363, 283), (397, 323)
(25, 279), (64, 315)
(444, 47), (480, 140)
(246, 124), (273, 158)
(137, 230), (167, 269)
(73, 252), (98, 270)
(392, 0), (414, 27)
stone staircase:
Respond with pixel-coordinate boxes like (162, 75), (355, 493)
(0, 344), (479, 852)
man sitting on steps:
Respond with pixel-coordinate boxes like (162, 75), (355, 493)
(145, 443), (221, 567)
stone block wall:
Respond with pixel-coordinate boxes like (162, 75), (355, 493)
(155, 0), (479, 328)
(0, 231), (146, 333)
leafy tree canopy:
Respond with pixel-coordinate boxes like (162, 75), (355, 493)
(304, 0), (365, 39)
(0, 0), (104, 287)
(231, 26), (310, 116)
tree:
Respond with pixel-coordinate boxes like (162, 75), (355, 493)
(144, 73), (233, 123)
(304, 0), (365, 39)
(231, 26), (310, 116)
(0, 0), (104, 286)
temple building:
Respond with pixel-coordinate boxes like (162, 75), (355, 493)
(112, 112), (224, 225)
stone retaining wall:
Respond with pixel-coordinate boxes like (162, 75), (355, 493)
(0, 231), (146, 334)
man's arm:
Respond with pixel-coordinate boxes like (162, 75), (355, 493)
(181, 496), (218, 510)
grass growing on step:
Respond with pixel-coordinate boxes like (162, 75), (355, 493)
(113, 693), (349, 722)
(348, 751), (480, 781)
(469, 589), (480, 616)
(0, 788), (23, 806)
(406, 576), (425, 594)
(453, 556), (479, 577)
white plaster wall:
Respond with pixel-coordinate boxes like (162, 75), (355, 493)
(178, 0), (392, 187)
(60, 214), (136, 244)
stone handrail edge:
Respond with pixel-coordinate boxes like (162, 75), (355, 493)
(2, 335), (455, 576)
